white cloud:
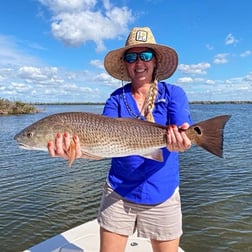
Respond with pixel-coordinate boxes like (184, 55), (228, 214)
(243, 72), (252, 82)
(0, 68), (15, 81)
(225, 33), (238, 46)
(90, 59), (104, 69)
(177, 77), (215, 85)
(38, 0), (134, 51)
(177, 77), (193, 84)
(178, 62), (211, 75)
(240, 50), (252, 58)
(213, 53), (229, 64)
(94, 72), (120, 87)
(181, 75), (252, 102)
(38, 0), (97, 13)
(205, 79), (215, 85)
(18, 66), (60, 83)
(0, 61), (111, 102)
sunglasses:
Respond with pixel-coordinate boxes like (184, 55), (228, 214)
(123, 51), (154, 63)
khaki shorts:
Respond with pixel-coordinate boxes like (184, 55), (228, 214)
(97, 183), (182, 241)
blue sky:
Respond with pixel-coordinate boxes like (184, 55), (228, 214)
(0, 0), (251, 103)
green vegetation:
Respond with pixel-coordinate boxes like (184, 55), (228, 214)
(0, 98), (39, 115)
(32, 102), (106, 105)
(1, 98), (251, 115)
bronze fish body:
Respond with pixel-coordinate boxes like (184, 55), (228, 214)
(14, 112), (231, 166)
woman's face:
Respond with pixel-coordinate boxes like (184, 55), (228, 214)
(124, 47), (156, 84)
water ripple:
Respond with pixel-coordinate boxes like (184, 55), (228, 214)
(0, 104), (252, 252)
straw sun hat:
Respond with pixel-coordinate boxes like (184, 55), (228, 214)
(104, 27), (178, 81)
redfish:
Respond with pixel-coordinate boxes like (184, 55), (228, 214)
(14, 112), (231, 166)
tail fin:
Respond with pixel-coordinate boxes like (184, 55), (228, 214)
(186, 115), (231, 157)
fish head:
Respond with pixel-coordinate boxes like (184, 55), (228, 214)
(14, 116), (68, 151)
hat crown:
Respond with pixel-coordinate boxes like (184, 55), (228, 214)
(125, 27), (156, 46)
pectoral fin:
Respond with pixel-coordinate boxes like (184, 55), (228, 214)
(67, 144), (104, 167)
(81, 152), (104, 160)
(67, 140), (77, 167)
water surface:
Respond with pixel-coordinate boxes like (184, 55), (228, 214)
(0, 104), (251, 252)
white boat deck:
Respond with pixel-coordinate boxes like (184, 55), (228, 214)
(24, 219), (185, 252)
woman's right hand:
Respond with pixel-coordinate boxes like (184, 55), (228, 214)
(47, 132), (82, 167)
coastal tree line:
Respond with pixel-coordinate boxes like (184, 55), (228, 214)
(0, 98), (251, 115)
(0, 98), (39, 115)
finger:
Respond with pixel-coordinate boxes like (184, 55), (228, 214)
(73, 135), (82, 158)
(170, 125), (178, 144)
(172, 125), (186, 152)
(180, 122), (190, 130)
(166, 126), (172, 145)
(166, 125), (179, 151)
(178, 123), (191, 150)
(63, 132), (71, 151)
(172, 125), (184, 145)
(55, 133), (65, 156)
(181, 132), (192, 149)
(48, 141), (56, 156)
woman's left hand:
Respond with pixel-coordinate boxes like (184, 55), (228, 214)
(166, 123), (191, 152)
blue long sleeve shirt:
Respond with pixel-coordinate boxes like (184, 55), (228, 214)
(102, 81), (192, 205)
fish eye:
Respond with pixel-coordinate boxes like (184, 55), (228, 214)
(27, 132), (33, 138)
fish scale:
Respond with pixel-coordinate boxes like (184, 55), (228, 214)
(73, 113), (167, 156)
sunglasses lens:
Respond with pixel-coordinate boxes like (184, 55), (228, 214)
(124, 51), (154, 63)
(124, 53), (137, 63)
(140, 52), (153, 61)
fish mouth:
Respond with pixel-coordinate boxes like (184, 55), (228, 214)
(17, 143), (33, 150)
(17, 143), (45, 151)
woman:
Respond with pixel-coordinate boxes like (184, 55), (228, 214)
(48, 27), (192, 252)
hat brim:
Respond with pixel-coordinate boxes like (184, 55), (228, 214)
(104, 43), (178, 81)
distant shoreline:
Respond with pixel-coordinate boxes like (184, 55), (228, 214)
(32, 101), (252, 105)
(1, 99), (251, 115)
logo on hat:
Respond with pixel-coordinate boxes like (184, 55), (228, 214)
(135, 30), (148, 42)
